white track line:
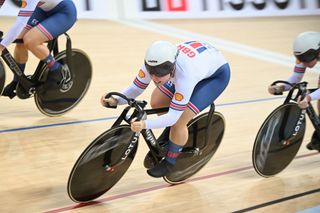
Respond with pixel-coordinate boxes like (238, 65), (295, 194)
(115, 19), (320, 73)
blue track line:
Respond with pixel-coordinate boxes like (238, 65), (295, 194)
(0, 96), (284, 133)
(216, 96), (283, 107)
(0, 116), (118, 133)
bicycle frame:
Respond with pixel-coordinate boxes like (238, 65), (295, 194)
(275, 81), (320, 143)
(305, 92), (320, 140)
(111, 103), (169, 163)
(104, 92), (216, 168)
(0, 32), (73, 94)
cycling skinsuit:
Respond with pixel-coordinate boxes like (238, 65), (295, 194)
(0, 0), (76, 48)
(286, 62), (320, 101)
(118, 40), (231, 129)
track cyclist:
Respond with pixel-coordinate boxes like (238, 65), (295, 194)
(101, 40), (231, 178)
(268, 31), (320, 151)
(0, 0), (77, 98)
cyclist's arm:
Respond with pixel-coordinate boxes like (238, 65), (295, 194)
(116, 68), (151, 105)
(0, 0), (38, 48)
(145, 76), (194, 129)
(145, 106), (184, 129)
(283, 63), (306, 90)
(0, 0), (7, 50)
(308, 89), (320, 101)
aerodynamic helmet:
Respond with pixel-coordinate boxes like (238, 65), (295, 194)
(144, 41), (179, 77)
(293, 31), (320, 63)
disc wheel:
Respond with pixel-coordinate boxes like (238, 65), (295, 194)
(67, 125), (138, 203)
(0, 59), (5, 96)
(164, 112), (225, 184)
(34, 49), (92, 116)
(252, 103), (306, 177)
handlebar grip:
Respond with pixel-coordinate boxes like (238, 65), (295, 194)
(105, 92), (128, 101)
(273, 92), (283, 96)
(104, 102), (117, 109)
(270, 80), (292, 96)
(103, 92), (147, 121)
(271, 80), (293, 87)
(103, 92), (118, 109)
(104, 92), (135, 109)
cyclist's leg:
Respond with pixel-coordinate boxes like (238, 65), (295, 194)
(170, 63), (229, 154)
(151, 86), (172, 141)
(24, 1), (76, 86)
(143, 84), (172, 169)
(147, 108), (195, 177)
(150, 85), (171, 109)
(151, 83), (174, 140)
(2, 29), (29, 98)
(14, 28), (29, 67)
(148, 64), (230, 177)
(188, 63), (230, 112)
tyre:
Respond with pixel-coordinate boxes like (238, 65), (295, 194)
(164, 112), (225, 184)
(67, 125), (138, 202)
(34, 49), (92, 116)
(252, 103), (306, 177)
(0, 59), (5, 96)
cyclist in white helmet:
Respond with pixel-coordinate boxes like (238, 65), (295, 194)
(0, 0), (77, 98)
(268, 31), (320, 151)
(101, 40), (231, 178)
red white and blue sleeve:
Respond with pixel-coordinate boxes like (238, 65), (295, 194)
(283, 63), (306, 90)
(116, 67), (151, 105)
(145, 75), (195, 129)
(309, 89), (320, 101)
(0, 0), (38, 48)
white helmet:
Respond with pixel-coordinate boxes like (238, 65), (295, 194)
(293, 31), (320, 62)
(144, 41), (179, 77)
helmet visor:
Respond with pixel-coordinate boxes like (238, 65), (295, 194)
(145, 61), (175, 77)
(295, 49), (319, 63)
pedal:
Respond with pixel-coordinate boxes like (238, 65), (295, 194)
(181, 147), (200, 155)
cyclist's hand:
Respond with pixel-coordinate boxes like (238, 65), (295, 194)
(297, 95), (311, 109)
(100, 94), (118, 107)
(131, 120), (146, 132)
(268, 85), (284, 95)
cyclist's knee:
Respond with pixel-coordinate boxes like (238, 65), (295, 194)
(150, 99), (161, 109)
(23, 33), (45, 50)
(150, 88), (170, 109)
(150, 97), (169, 109)
(23, 36), (36, 50)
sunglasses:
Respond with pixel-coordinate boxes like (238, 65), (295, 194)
(295, 49), (319, 63)
(145, 61), (175, 77)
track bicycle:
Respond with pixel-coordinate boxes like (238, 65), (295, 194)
(67, 92), (225, 203)
(0, 31), (92, 116)
(252, 80), (320, 178)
